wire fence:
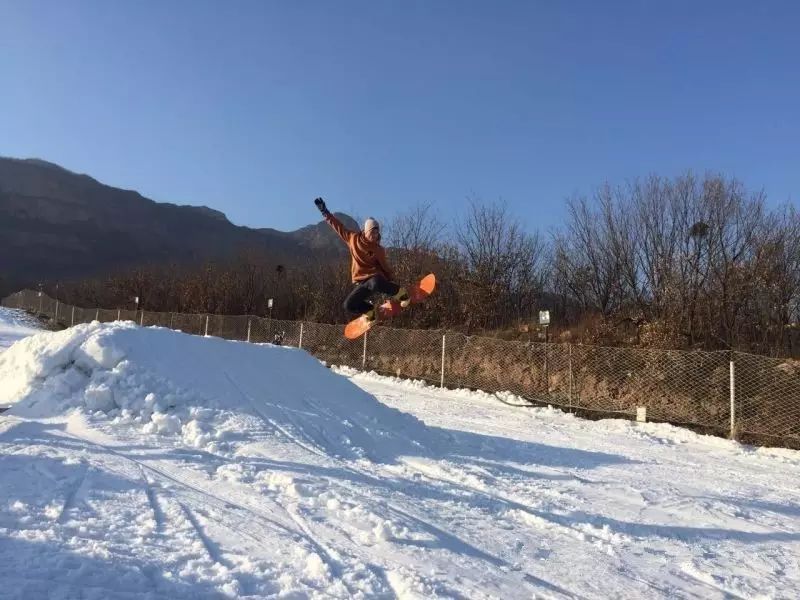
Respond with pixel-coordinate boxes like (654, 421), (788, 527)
(4, 289), (800, 449)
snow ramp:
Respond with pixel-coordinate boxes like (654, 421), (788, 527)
(0, 321), (437, 463)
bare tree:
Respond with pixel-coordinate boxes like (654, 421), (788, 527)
(387, 201), (445, 254)
(455, 200), (548, 330)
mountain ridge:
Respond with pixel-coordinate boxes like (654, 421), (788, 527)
(0, 157), (356, 294)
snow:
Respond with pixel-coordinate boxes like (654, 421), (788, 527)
(0, 307), (40, 352)
(0, 308), (799, 599)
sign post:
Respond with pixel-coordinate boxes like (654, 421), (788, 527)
(539, 310), (551, 393)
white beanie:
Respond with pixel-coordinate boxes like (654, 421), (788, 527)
(363, 217), (380, 233)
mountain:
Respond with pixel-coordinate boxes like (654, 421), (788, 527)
(0, 157), (357, 294)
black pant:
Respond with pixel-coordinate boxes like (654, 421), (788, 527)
(343, 275), (400, 315)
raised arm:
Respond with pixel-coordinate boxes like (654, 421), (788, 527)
(314, 198), (354, 244)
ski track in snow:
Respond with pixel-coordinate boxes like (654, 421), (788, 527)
(0, 310), (798, 599)
(177, 500), (231, 568)
(224, 371), (329, 460)
(57, 418), (394, 597)
(137, 464), (167, 535)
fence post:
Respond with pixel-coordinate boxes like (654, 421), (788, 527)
(362, 331), (368, 370)
(95, 309), (99, 322)
(117, 309), (121, 321)
(568, 344), (573, 410)
(299, 322), (304, 349)
(544, 330), (550, 394)
(247, 318), (252, 343)
(440, 333), (446, 388)
(140, 311), (144, 326)
(729, 354), (737, 440)
(54, 300), (59, 324)
(71, 306), (75, 327)
(204, 315), (210, 337)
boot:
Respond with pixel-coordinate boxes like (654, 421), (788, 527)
(363, 304), (377, 322)
(393, 287), (411, 308)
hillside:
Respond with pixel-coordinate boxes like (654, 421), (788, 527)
(0, 157), (356, 293)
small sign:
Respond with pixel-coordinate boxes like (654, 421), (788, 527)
(539, 310), (550, 326)
(267, 298), (274, 309)
(636, 407), (647, 423)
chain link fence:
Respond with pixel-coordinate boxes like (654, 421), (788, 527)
(4, 289), (799, 449)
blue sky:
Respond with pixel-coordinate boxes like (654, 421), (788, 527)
(1, 1), (798, 233)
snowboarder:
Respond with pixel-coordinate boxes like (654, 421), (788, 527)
(314, 198), (409, 322)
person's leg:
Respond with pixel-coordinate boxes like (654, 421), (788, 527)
(365, 274), (400, 297)
(368, 275), (410, 306)
(344, 276), (406, 317)
(343, 281), (373, 315)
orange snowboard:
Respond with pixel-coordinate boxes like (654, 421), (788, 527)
(344, 273), (436, 340)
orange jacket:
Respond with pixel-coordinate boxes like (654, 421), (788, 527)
(324, 213), (393, 283)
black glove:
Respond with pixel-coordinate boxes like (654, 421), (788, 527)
(314, 198), (329, 215)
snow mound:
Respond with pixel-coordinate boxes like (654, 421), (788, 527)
(0, 322), (436, 462)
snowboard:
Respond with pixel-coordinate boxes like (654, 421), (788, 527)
(344, 273), (436, 340)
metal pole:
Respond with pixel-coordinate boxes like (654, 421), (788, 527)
(440, 333), (446, 388)
(95, 309), (99, 321)
(729, 357), (736, 440)
(140, 311), (144, 326)
(544, 325), (549, 393)
(169, 313), (174, 329)
(205, 315), (210, 337)
(117, 309), (121, 321)
(54, 300), (59, 324)
(568, 344), (573, 410)
(246, 318), (252, 343)
(362, 331), (368, 369)
(71, 306), (75, 327)
(299, 322), (304, 349)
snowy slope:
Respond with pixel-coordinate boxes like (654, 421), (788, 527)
(0, 312), (799, 599)
(0, 307), (40, 352)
